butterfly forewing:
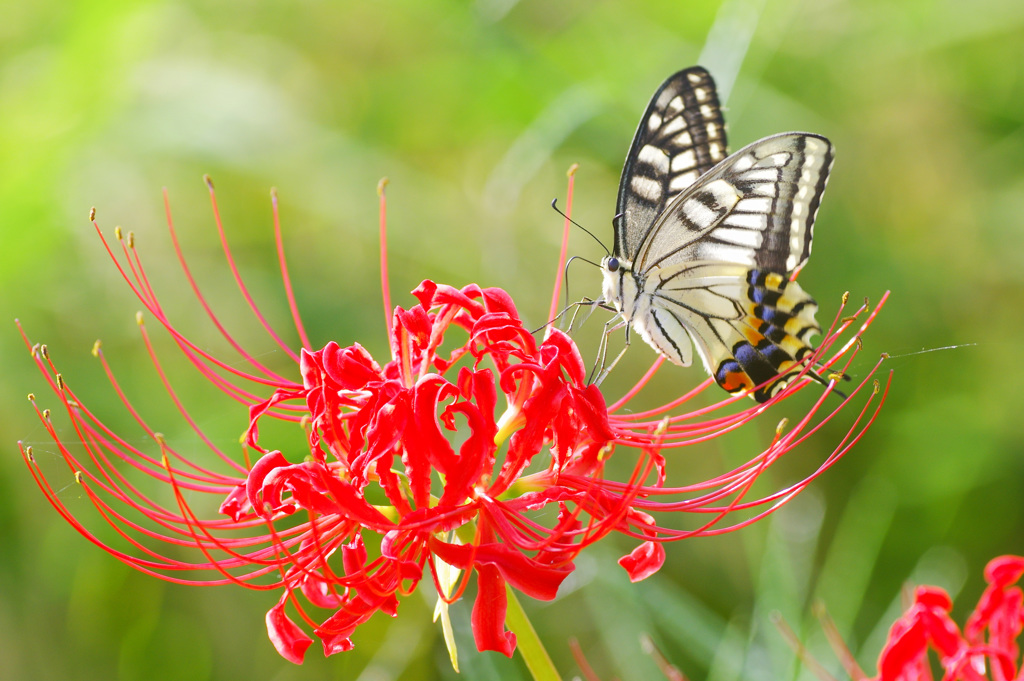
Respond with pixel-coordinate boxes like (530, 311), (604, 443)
(614, 67), (728, 261)
(633, 133), (834, 276)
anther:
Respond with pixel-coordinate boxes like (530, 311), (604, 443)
(74, 471), (83, 484)
(115, 226), (123, 240)
(127, 231), (134, 248)
(204, 174), (214, 190)
(89, 207), (96, 221)
(841, 291), (849, 306)
(27, 393), (35, 401)
(776, 418), (789, 436)
(567, 163), (579, 177)
(56, 374), (64, 390)
(42, 408), (51, 419)
(136, 311), (144, 326)
(654, 416), (670, 436)
(377, 177), (389, 196)
(40, 344), (49, 359)
(92, 340), (101, 357)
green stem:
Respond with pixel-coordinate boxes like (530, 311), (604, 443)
(505, 584), (562, 681)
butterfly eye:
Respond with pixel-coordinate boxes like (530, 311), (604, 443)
(607, 257), (620, 272)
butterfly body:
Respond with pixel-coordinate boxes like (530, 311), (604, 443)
(604, 67), (834, 402)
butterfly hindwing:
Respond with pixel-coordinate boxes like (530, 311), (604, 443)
(614, 67), (728, 261)
(637, 263), (821, 400)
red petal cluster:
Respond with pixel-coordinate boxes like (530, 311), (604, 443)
(19, 183), (889, 663)
(874, 556), (1024, 681)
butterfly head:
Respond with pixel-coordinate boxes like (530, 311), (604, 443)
(600, 255), (639, 318)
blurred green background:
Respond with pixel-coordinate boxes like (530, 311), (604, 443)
(2, 0), (1023, 679)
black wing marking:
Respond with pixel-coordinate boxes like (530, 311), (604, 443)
(614, 66), (728, 261)
(633, 132), (834, 276)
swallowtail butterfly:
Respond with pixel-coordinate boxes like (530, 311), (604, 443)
(601, 66), (834, 402)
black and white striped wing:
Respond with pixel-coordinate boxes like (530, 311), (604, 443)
(614, 66), (727, 261)
(633, 132), (834, 276)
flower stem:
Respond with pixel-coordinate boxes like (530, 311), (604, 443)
(505, 584), (562, 681)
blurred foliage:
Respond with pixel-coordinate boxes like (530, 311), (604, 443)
(2, 0), (1023, 679)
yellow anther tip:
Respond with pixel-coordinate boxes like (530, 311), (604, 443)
(776, 418), (789, 436)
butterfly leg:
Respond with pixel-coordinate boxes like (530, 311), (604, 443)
(529, 298), (604, 336)
(565, 297), (600, 333)
(590, 316), (630, 386)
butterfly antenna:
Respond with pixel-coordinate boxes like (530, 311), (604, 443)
(562, 254), (608, 311)
(551, 198), (610, 257)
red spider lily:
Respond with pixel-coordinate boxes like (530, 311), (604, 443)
(778, 556), (1024, 681)
(18, 176), (889, 664)
(869, 556), (1024, 681)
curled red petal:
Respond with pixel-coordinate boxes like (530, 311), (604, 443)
(266, 598), (313, 665)
(320, 341), (382, 389)
(246, 450), (293, 515)
(300, 569), (344, 609)
(986, 555), (1024, 588)
(429, 537), (572, 601)
(472, 564), (516, 657)
(618, 541), (666, 582)
(915, 585), (954, 612)
(571, 383), (615, 442)
(877, 616), (929, 681)
(218, 482), (250, 521)
(540, 328), (587, 386)
(479, 286), (519, 320)
(315, 590), (397, 656)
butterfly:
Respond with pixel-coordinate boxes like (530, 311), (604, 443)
(600, 66), (835, 402)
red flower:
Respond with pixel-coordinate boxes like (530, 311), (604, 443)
(871, 556), (1024, 681)
(789, 555), (1024, 681)
(19, 178), (888, 663)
